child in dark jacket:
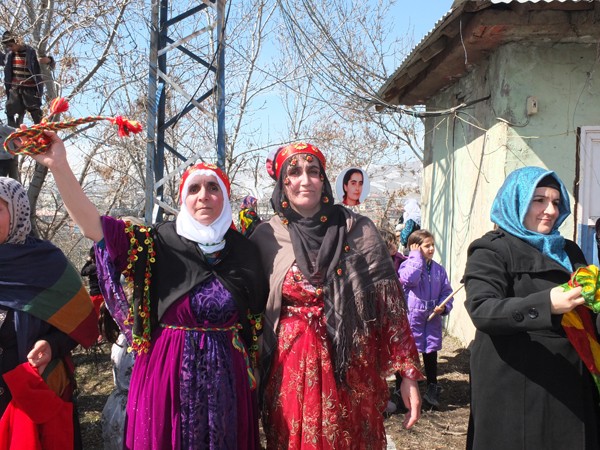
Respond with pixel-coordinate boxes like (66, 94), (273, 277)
(398, 229), (453, 407)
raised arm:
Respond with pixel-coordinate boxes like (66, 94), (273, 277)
(32, 130), (104, 242)
(398, 245), (425, 287)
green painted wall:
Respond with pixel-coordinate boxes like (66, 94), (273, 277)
(423, 42), (600, 345)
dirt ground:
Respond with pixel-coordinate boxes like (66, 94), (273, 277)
(385, 335), (470, 449)
(74, 333), (470, 449)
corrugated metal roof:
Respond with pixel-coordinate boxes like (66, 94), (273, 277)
(491, 0), (590, 3)
(410, 8), (455, 59)
(377, 3), (465, 104)
(378, 0), (599, 105)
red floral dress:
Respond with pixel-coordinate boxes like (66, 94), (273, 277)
(263, 264), (421, 450)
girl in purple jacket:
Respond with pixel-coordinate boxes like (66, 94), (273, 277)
(399, 229), (453, 407)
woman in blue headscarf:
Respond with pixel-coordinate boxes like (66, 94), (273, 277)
(463, 166), (600, 450)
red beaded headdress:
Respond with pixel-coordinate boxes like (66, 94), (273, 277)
(179, 162), (231, 202)
(273, 142), (326, 180)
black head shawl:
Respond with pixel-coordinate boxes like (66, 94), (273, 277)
(256, 198), (407, 384)
(271, 156), (346, 286)
(269, 155), (388, 383)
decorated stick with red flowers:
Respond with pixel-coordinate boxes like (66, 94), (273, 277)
(3, 97), (143, 156)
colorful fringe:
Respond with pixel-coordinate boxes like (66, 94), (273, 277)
(122, 223), (155, 354)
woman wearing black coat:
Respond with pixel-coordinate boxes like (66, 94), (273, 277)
(464, 166), (600, 450)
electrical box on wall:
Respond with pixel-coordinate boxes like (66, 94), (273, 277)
(526, 96), (538, 116)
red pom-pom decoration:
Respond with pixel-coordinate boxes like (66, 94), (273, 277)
(111, 116), (143, 137)
(49, 97), (70, 115)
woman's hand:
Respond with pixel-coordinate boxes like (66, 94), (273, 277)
(27, 340), (52, 375)
(409, 243), (420, 252)
(550, 285), (584, 314)
(28, 129), (104, 242)
(433, 304), (446, 315)
(400, 377), (421, 429)
(31, 130), (68, 171)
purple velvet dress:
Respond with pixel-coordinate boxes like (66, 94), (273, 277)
(95, 217), (259, 450)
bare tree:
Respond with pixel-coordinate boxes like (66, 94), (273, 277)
(271, 0), (424, 159)
(0, 0), (146, 264)
(255, 0), (423, 223)
(209, 0), (424, 216)
(0, 0), (421, 262)
(0, 0), (141, 240)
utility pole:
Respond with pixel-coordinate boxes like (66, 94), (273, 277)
(145, 0), (226, 224)
(216, 0), (226, 170)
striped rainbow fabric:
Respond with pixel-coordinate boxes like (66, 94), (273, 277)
(0, 239), (98, 348)
(561, 265), (600, 394)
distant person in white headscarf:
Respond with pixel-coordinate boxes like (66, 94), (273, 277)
(403, 198), (421, 226)
(396, 198), (422, 250)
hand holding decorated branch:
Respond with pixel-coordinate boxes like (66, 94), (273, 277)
(27, 124), (268, 447)
(3, 97), (142, 156)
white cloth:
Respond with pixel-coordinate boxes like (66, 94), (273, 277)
(403, 198), (421, 226)
(175, 169), (232, 253)
(102, 334), (134, 450)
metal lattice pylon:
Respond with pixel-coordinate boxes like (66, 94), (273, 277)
(145, 0), (226, 224)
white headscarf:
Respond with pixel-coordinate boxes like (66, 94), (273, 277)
(403, 198), (421, 226)
(0, 177), (31, 244)
(175, 169), (233, 253)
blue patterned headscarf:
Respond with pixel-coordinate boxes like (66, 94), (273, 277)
(490, 166), (572, 270)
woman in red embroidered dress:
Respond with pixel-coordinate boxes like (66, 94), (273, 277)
(251, 143), (423, 449)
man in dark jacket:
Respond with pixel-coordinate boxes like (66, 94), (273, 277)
(0, 31), (53, 179)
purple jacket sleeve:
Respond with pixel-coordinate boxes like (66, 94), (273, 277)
(435, 263), (454, 315)
(93, 216), (133, 343)
(398, 249), (425, 287)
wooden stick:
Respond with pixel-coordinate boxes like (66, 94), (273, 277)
(427, 284), (465, 321)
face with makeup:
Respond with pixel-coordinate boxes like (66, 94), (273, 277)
(283, 156), (324, 217)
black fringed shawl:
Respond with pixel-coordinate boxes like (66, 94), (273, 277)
(251, 207), (409, 385)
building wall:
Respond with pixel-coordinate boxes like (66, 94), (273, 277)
(421, 42), (600, 346)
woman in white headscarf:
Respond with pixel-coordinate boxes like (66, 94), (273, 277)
(31, 132), (268, 450)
